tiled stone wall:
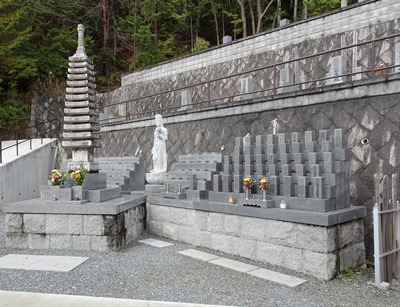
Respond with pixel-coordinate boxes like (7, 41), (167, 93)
(147, 203), (366, 280)
(5, 204), (145, 251)
(102, 0), (400, 116)
(121, 0), (388, 85)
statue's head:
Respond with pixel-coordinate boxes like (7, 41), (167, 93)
(155, 114), (163, 126)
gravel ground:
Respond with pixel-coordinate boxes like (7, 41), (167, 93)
(1, 212), (399, 307)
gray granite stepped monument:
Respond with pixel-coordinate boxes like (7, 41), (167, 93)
(147, 129), (364, 226)
(211, 129), (352, 212)
(165, 153), (223, 195)
(4, 24), (147, 252)
(146, 128), (366, 279)
(97, 157), (145, 193)
(60, 157), (145, 195)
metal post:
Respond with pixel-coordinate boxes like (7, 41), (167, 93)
(30, 138), (32, 150)
(208, 81), (210, 104)
(371, 40), (376, 77)
(397, 201), (400, 279)
(15, 132), (18, 156)
(0, 140), (2, 163)
(374, 203), (383, 285)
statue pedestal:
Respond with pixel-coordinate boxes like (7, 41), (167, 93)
(146, 172), (167, 185)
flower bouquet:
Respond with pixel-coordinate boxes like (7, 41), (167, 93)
(374, 62), (385, 76)
(259, 177), (270, 201)
(70, 164), (87, 186)
(259, 177), (270, 191)
(243, 176), (256, 200)
(243, 176), (256, 190)
(49, 169), (67, 186)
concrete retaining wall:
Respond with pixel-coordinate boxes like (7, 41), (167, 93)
(121, 0), (386, 86)
(98, 0), (400, 117)
(147, 203), (366, 280)
(0, 140), (57, 209)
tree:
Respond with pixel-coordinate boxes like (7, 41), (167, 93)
(303, 0), (341, 17)
(256, 0), (275, 34)
(235, 0), (247, 37)
(209, 0), (220, 45)
(0, 0), (38, 94)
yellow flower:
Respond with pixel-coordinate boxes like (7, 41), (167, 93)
(243, 178), (249, 182)
(260, 178), (267, 184)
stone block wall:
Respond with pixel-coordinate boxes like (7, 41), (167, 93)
(147, 203), (366, 280)
(5, 204), (145, 251)
(99, 0), (400, 117)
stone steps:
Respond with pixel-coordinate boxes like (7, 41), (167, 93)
(165, 179), (212, 191)
(178, 153), (223, 163)
(173, 162), (222, 172)
(87, 186), (121, 203)
(185, 189), (209, 200)
(168, 170), (216, 181)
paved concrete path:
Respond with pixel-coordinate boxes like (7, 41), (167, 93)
(0, 291), (235, 307)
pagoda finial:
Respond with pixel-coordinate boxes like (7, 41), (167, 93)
(76, 24), (86, 55)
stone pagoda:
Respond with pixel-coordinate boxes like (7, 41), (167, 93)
(62, 24), (100, 173)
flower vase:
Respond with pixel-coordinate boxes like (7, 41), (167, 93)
(262, 190), (267, 201)
(50, 186), (60, 200)
(245, 189), (250, 200)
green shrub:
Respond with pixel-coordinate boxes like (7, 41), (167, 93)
(0, 100), (31, 134)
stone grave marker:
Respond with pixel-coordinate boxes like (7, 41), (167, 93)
(236, 76), (254, 101)
(279, 66), (296, 93)
(178, 90), (193, 111)
(328, 55), (346, 84)
(223, 36), (232, 44)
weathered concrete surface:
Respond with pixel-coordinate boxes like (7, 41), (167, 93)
(0, 139), (57, 209)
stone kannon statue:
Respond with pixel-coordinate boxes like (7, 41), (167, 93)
(150, 114), (168, 173)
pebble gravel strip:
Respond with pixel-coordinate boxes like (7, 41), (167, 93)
(1, 212), (400, 307)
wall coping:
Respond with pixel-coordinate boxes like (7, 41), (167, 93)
(4, 194), (146, 215)
(146, 197), (366, 227)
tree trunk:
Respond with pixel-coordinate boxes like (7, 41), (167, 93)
(248, 0), (256, 36)
(102, 0), (110, 75)
(303, 2), (308, 19)
(236, 0), (247, 38)
(277, 0), (281, 25)
(153, 0), (158, 43)
(210, 0), (220, 45)
(293, 0), (298, 21)
(256, 0), (274, 34)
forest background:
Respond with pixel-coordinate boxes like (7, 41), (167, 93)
(0, 0), (357, 134)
